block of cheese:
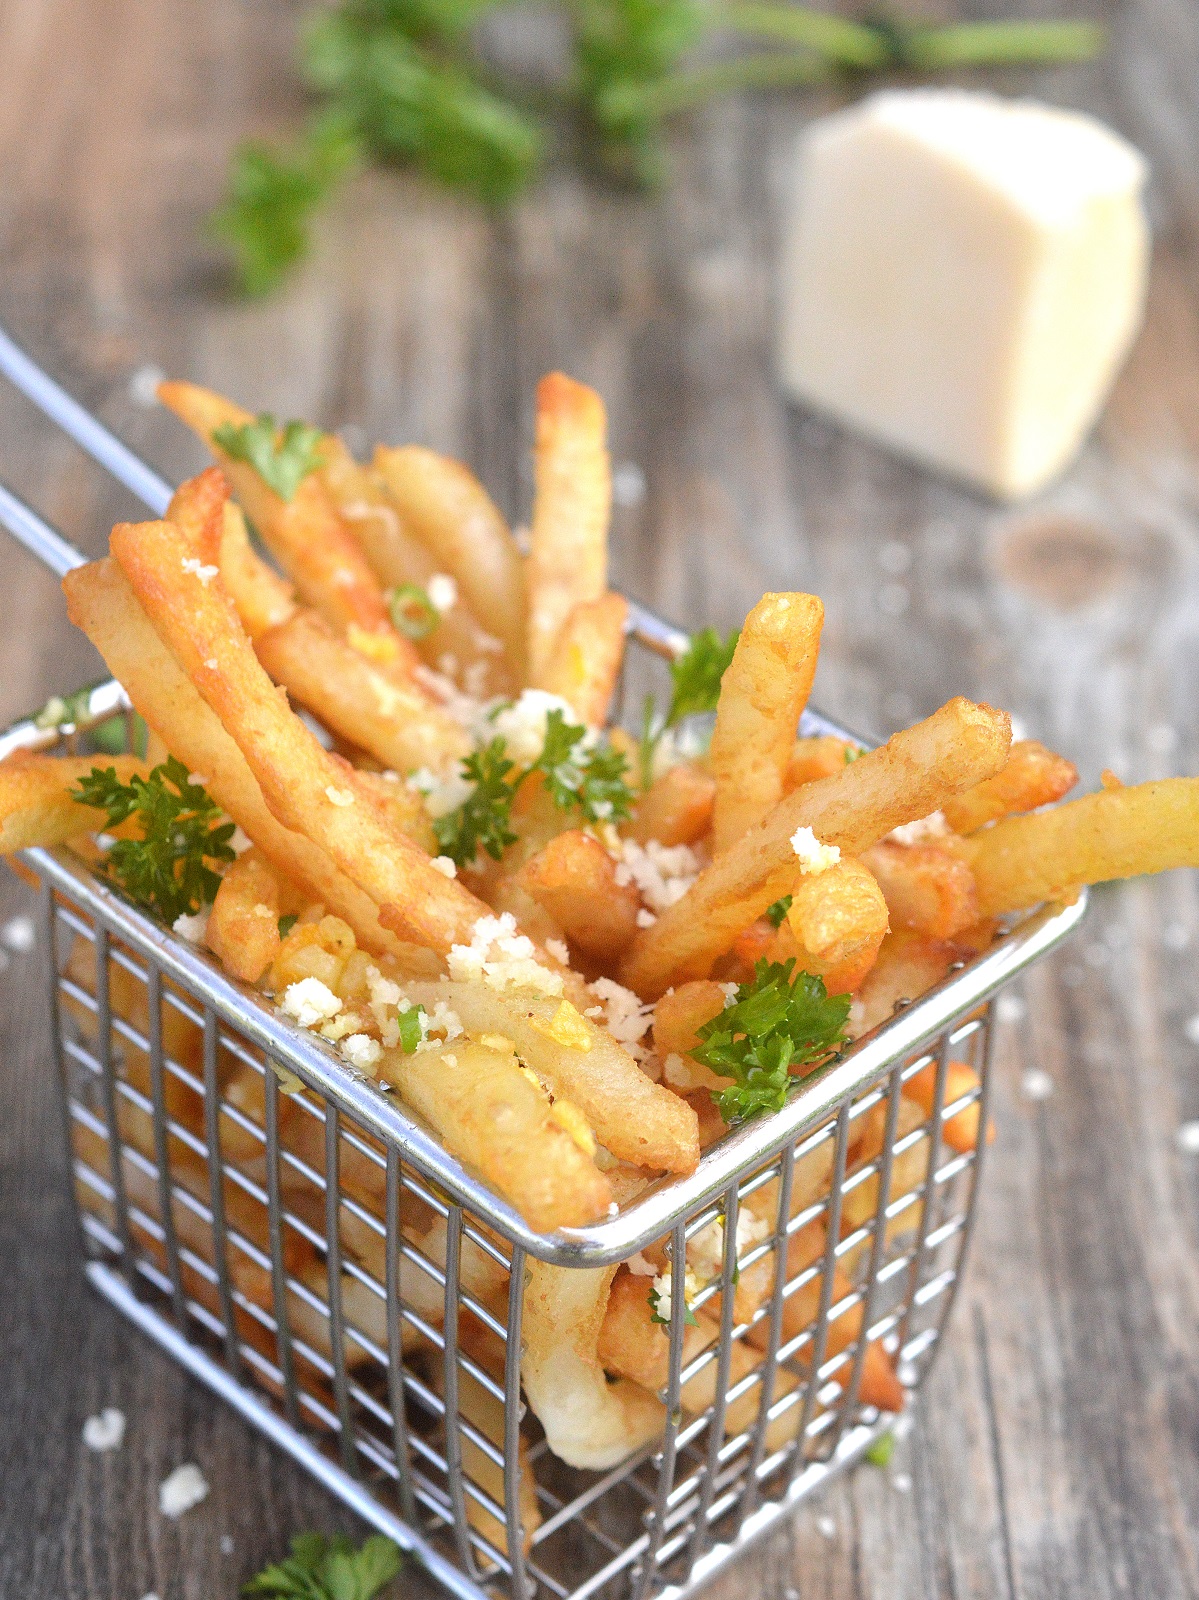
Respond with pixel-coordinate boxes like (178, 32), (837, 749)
(776, 90), (1150, 499)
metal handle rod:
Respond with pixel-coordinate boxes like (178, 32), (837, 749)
(0, 324), (171, 516)
(0, 480), (86, 576)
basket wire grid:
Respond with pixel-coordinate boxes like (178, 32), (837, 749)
(0, 327), (1086, 1600)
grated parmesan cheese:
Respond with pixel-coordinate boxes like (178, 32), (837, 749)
(280, 978), (342, 1028)
(485, 688), (587, 766)
(325, 786), (355, 807)
(447, 913), (564, 996)
(790, 825), (841, 874)
(610, 837), (702, 914)
(181, 557), (218, 585)
(158, 1462), (209, 1518)
(652, 1268), (701, 1324)
(427, 573), (459, 613)
(430, 855), (458, 879)
(82, 1407), (126, 1452)
(172, 908), (211, 945)
(341, 1034), (383, 1073)
(888, 811), (950, 845)
(545, 937), (570, 966)
(589, 977), (654, 1060)
(626, 1251), (658, 1277)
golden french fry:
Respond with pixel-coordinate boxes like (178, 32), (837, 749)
(216, 502), (296, 637)
(535, 593), (628, 728)
(526, 374), (610, 681)
(619, 698), (1012, 998)
(904, 1060), (992, 1153)
(785, 734), (861, 790)
(404, 981), (700, 1174)
(959, 778), (1199, 916)
(709, 593), (823, 852)
(62, 558), (413, 960)
(522, 1260), (663, 1470)
(158, 381), (418, 670)
(107, 517), (495, 956)
(325, 446), (518, 699)
(598, 1270), (717, 1390)
(778, 856), (889, 995)
(942, 738), (1078, 835)
(372, 443), (527, 675)
(441, 1362), (541, 1556)
(378, 1039), (613, 1231)
(255, 608), (469, 775)
(0, 751), (148, 852)
(652, 981), (727, 1091)
(628, 761), (715, 847)
(514, 829), (640, 961)
(848, 929), (962, 1037)
(205, 847), (283, 983)
(859, 839), (978, 940)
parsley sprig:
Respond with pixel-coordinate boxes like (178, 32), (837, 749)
(638, 626), (739, 788)
(764, 894), (792, 929)
(433, 709), (633, 866)
(72, 757), (237, 925)
(213, 414), (326, 501)
(693, 959), (849, 1125)
(243, 1531), (402, 1599)
(209, 3), (1105, 295)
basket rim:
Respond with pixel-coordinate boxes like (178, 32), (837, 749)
(12, 676), (1085, 1266)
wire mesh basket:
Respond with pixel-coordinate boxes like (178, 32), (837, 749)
(0, 327), (1086, 1600)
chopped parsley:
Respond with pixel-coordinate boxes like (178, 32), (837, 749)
(765, 894), (793, 929)
(692, 959), (850, 1125)
(639, 626), (739, 787)
(212, 413), (325, 501)
(395, 1004), (427, 1054)
(243, 1530), (402, 1599)
(433, 710), (633, 867)
(277, 913), (299, 940)
(71, 757), (236, 925)
(389, 583), (440, 640)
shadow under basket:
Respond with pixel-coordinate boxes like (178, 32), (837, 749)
(2, 678), (1084, 1600)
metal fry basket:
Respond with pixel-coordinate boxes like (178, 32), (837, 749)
(0, 329), (1085, 1600)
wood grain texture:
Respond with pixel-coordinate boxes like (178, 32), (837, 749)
(1, 0), (1197, 1595)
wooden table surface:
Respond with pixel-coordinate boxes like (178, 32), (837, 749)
(2, 1), (1198, 1596)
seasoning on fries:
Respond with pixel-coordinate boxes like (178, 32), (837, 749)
(8, 370), (1198, 1478)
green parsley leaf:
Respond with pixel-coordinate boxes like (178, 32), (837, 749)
(535, 709), (634, 824)
(692, 959), (850, 1125)
(389, 583), (440, 640)
(278, 913), (300, 940)
(210, 115), (360, 297)
(396, 1004), (427, 1053)
(844, 745), (861, 764)
(243, 1529), (402, 1599)
(213, 414), (326, 502)
(433, 737), (522, 866)
(764, 894), (792, 929)
(665, 626), (739, 727)
(865, 1430), (896, 1467)
(71, 757), (237, 926)
(648, 1279), (698, 1327)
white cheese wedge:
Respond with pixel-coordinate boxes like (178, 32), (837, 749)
(777, 90), (1150, 500)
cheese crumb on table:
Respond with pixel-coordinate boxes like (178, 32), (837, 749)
(158, 1462), (209, 1518)
(777, 89), (1150, 499)
(81, 1407), (126, 1451)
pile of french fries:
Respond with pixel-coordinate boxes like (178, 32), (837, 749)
(6, 371), (1198, 1505)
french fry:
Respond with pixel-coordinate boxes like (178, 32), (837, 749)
(325, 446), (518, 698)
(620, 698), (1012, 998)
(628, 761), (715, 847)
(535, 593), (629, 728)
(904, 1059), (992, 1153)
(652, 981), (727, 1091)
(859, 839), (979, 940)
(514, 829), (641, 961)
(254, 608), (470, 775)
(441, 1363), (541, 1556)
(526, 374), (610, 682)
(959, 778), (1199, 916)
(204, 847), (284, 983)
(107, 516), (496, 955)
(522, 1260), (663, 1469)
(372, 444), (527, 675)
(378, 1039), (613, 1231)
(62, 558), (414, 961)
(158, 381), (418, 670)
(942, 739), (1078, 835)
(404, 981), (701, 1174)
(709, 593), (823, 852)
(778, 856), (889, 994)
(0, 751), (148, 852)
(785, 735), (860, 790)
(598, 1270), (717, 1390)
(848, 930), (962, 1038)
(215, 502), (296, 637)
